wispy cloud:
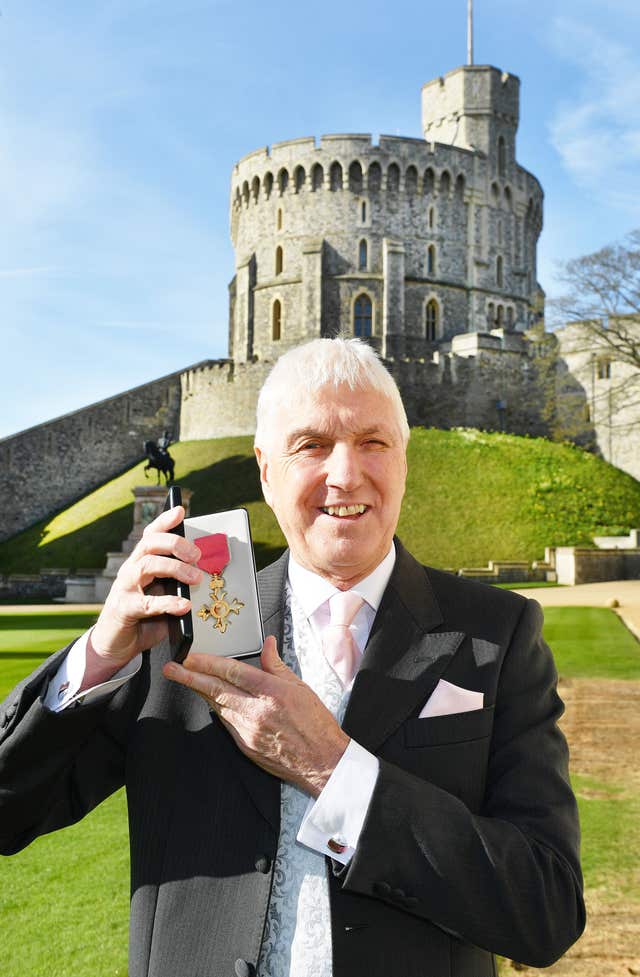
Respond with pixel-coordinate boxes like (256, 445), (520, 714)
(548, 17), (640, 216)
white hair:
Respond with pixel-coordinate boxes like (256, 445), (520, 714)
(254, 337), (410, 448)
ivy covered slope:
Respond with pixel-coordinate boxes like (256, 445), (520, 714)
(2, 429), (640, 575)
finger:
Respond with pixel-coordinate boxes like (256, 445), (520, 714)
(163, 659), (251, 709)
(134, 529), (202, 565)
(260, 636), (298, 682)
(119, 554), (202, 590)
(142, 504), (185, 536)
(181, 651), (272, 696)
(109, 589), (193, 624)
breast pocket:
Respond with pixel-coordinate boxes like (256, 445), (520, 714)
(403, 705), (494, 748)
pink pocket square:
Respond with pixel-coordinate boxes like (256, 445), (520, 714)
(419, 679), (484, 718)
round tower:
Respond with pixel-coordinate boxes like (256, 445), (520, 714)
(228, 65), (543, 363)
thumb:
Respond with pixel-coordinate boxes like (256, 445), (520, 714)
(260, 635), (297, 681)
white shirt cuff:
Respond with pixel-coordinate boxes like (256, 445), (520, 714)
(297, 738), (379, 866)
(43, 629), (142, 712)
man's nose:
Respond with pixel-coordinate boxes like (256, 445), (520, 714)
(325, 443), (362, 489)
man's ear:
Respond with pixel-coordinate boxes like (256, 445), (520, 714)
(254, 444), (274, 509)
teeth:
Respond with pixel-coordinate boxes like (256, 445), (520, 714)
(323, 504), (366, 517)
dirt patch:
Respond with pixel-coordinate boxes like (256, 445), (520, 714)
(504, 677), (640, 977)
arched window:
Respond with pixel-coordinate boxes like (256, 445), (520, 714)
(491, 182), (500, 205)
(263, 172), (273, 199)
(330, 161), (343, 191)
(427, 245), (436, 276)
(311, 163), (324, 190)
(497, 305), (504, 328)
(440, 171), (451, 196)
(498, 136), (506, 177)
(361, 201), (367, 223)
(597, 356), (611, 380)
(368, 162), (382, 191)
(504, 186), (512, 210)
(428, 206), (435, 229)
(455, 174), (465, 201)
(349, 161), (363, 193)
(358, 239), (368, 270)
(425, 300), (438, 341)
(272, 300), (282, 341)
(278, 168), (289, 194)
(277, 208), (283, 231)
(423, 168), (435, 194)
(487, 302), (495, 326)
(354, 294), (372, 337)
(496, 255), (504, 288)
(275, 246), (283, 276)
(498, 220), (503, 245)
(242, 181), (250, 206)
(251, 176), (260, 202)
(405, 165), (418, 194)
(294, 166), (306, 192)
(387, 163), (400, 192)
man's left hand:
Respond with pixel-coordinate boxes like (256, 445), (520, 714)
(163, 637), (350, 797)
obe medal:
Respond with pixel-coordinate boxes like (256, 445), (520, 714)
(194, 533), (245, 634)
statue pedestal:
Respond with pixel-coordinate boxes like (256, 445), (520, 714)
(67, 486), (193, 604)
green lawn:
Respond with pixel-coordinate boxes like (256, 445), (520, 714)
(543, 607), (640, 679)
(0, 604), (638, 975)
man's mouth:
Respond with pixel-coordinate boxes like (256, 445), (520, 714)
(320, 504), (368, 517)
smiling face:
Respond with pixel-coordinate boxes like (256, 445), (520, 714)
(254, 383), (408, 588)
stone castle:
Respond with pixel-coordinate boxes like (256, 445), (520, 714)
(1, 62), (634, 545)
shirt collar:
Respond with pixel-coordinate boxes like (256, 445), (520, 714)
(287, 544), (396, 619)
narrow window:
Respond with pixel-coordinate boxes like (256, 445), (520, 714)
(387, 163), (400, 192)
(277, 208), (283, 230)
(264, 172), (273, 199)
(498, 220), (503, 245)
(440, 171), (451, 196)
(251, 176), (260, 202)
(294, 166), (305, 192)
(405, 165), (418, 194)
(427, 245), (436, 276)
(497, 305), (504, 327)
(242, 181), (250, 206)
(428, 206), (434, 229)
(275, 246), (283, 276)
(272, 300), (282, 341)
(312, 163), (324, 190)
(496, 255), (504, 288)
(358, 239), (368, 270)
(487, 302), (495, 326)
(349, 161), (363, 193)
(498, 136), (506, 177)
(368, 162), (382, 191)
(361, 201), (367, 223)
(354, 294), (372, 337)
(423, 168), (435, 194)
(330, 161), (343, 191)
(425, 300), (438, 341)
(597, 356), (611, 380)
(278, 168), (289, 194)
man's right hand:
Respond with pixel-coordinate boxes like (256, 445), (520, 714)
(81, 505), (203, 689)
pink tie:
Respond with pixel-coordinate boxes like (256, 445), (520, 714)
(322, 591), (365, 688)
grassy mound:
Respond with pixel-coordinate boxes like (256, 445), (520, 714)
(2, 428), (640, 575)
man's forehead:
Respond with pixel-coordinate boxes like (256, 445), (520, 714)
(277, 385), (397, 433)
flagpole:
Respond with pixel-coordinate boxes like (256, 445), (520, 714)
(467, 0), (474, 65)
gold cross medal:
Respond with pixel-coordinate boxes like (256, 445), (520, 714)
(194, 533), (244, 634)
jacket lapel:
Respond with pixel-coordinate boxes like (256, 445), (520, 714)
(343, 541), (465, 753)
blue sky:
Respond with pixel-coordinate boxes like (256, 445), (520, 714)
(2, 0), (640, 439)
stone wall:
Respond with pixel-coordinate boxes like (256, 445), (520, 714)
(555, 546), (640, 586)
(0, 369), (188, 542)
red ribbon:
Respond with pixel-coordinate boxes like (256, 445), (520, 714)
(194, 533), (230, 575)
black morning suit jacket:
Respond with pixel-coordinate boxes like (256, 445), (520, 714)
(0, 540), (585, 977)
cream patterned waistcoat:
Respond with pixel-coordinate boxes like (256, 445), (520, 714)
(256, 587), (351, 977)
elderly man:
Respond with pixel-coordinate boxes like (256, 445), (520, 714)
(0, 338), (584, 977)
